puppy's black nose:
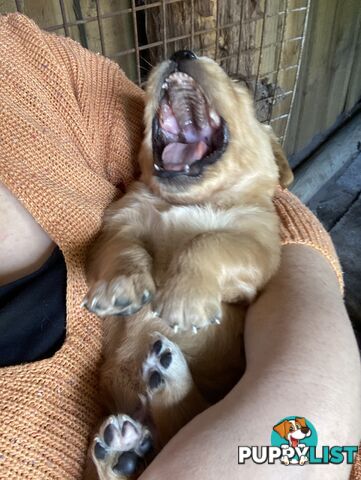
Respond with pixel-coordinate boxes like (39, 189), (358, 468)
(301, 427), (310, 434)
(170, 50), (197, 63)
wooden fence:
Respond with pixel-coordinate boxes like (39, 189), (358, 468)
(1, 0), (360, 164)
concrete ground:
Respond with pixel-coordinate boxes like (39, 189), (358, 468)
(297, 113), (361, 348)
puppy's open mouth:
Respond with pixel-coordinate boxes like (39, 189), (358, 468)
(152, 71), (229, 177)
(290, 436), (299, 448)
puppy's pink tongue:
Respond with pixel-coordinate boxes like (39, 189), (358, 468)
(162, 141), (208, 171)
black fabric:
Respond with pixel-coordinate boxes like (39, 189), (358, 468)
(0, 247), (66, 367)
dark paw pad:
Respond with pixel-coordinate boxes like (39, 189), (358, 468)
(137, 434), (153, 456)
(152, 339), (162, 355)
(112, 451), (140, 476)
(149, 370), (164, 390)
(94, 441), (107, 460)
(103, 423), (115, 447)
(160, 351), (172, 369)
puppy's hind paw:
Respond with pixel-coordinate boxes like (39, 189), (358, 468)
(92, 414), (153, 478)
(142, 333), (192, 397)
(153, 278), (222, 332)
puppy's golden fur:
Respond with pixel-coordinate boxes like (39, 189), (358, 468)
(84, 55), (293, 480)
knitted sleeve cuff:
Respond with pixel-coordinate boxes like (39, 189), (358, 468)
(273, 187), (344, 293)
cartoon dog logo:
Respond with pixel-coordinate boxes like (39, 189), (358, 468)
(273, 417), (312, 465)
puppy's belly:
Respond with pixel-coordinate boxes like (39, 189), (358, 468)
(100, 302), (245, 414)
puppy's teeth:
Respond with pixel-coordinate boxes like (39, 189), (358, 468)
(192, 325), (198, 334)
(154, 164), (160, 171)
(215, 318), (221, 325)
(151, 311), (160, 318)
(162, 82), (168, 89)
(173, 324), (179, 334)
(209, 109), (221, 127)
(184, 165), (190, 173)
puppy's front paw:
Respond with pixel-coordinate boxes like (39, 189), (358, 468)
(92, 414), (153, 478)
(84, 271), (155, 318)
(154, 278), (222, 332)
(299, 455), (308, 465)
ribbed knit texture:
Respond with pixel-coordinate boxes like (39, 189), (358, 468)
(0, 13), (144, 480)
(275, 186), (344, 291)
(0, 13), (354, 480)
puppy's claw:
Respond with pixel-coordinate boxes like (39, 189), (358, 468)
(80, 297), (87, 308)
(141, 289), (152, 305)
(172, 323), (179, 334)
(210, 313), (222, 325)
(90, 296), (99, 310)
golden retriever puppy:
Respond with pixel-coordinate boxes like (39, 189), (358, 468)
(83, 50), (293, 480)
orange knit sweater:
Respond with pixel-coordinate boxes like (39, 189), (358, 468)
(0, 13), (355, 480)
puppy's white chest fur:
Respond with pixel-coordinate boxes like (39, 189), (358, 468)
(155, 204), (233, 244)
(136, 187), (238, 276)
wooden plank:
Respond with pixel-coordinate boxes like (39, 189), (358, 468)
(0, 1), (18, 13)
(23, 0), (64, 33)
(288, 0), (308, 8)
(284, 0), (361, 161)
(308, 152), (361, 230)
(145, 0), (218, 63)
(96, 0), (136, 81)
(235, 0), (261, 80)
(222, 0), (282, 82)
(329, 195), (361, 341)
(345, 9), (361, 112)
(68, 0), (102, 53)
(284, 0), (337, 159)
(290, 111), (361, 203)
(62, 0), (137, 82)
(323, 0), (360, 128)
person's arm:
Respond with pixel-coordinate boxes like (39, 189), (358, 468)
(0, 182), (54, 285)
(140, 244), (361, 480)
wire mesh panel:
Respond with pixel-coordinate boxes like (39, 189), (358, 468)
(5, 0), (310, 145)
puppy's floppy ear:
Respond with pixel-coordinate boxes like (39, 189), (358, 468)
(273, 420), (289, 439)
(295, 417), (307, 428)
(262, 125), (294, 188)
